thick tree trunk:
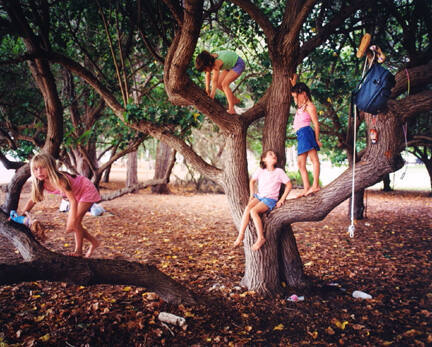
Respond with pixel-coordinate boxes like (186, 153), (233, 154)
(348, 189), (365, 220)
(102, 145), (119, 183)
(262, 64), (295, 167)
(0, 3), (63, 212)
(421, 159), (432, 196)
(0, 211), (196, 305)
(241, 221), (306, 294)
(382, 174), (392, 191)
(1, 164), (30, 213)
(427, 163), (432, 194)
(243, 107), (404, 293)
(152, 142), (175, 194)
(102, 165), (112, 183)
(72, 148), (93, 178)
(126, 151), (138, 188)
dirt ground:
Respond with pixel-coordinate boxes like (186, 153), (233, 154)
(0, 181), (431, 346)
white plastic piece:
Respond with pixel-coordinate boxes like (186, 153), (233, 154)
(59, 199), (69, 212)
(352, 290), (372, 300)
(90, 203), (105, 216)
(158, 312), (186, 327)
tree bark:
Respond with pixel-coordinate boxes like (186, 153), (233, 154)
(126, 151), (138, 188)
(382, 174), (392, 191)
(348, 189), (365, 220)
(102, 146), (119, 183)
(0, 211), (196, 305)
(1, 2), (64, 212)
(100, 178), (167, 201)
(152, 141), (175, 194)
(102, 165), (112, 183)
(1, 164), (30, 213)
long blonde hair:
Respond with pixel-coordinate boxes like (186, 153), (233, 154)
(30, 152), (71, 202)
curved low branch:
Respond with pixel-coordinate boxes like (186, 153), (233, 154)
(269, 109), (405, 229)
(391, 62), (432, 98)
(46, 51), (125, 117)
(271, 159), (393, 226)
(100, 178), (167, 201)
(0, 211), (197, 305)
(390, 90), (432, 121)
(131, 120), (223, 184)
(40, 50), (223, 185)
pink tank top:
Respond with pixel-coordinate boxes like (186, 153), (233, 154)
(293, 107), (311, 132)
(44, 174), (101, 203)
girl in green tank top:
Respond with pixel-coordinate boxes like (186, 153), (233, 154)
(195, 50), (245, 114)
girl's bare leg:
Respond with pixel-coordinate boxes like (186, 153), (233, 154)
(297, 153), (310, 197)
(250, 202), (269, 251)
(306, 149), (320, 195)
(70, 202), (99, 257)
(71, 230), (84, 257)
(233, 198), (259, 247)
(82, 226), (100, 257)
(220, 70), (240, 114)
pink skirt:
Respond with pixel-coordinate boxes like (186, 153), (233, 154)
(72, 176), (101, 203)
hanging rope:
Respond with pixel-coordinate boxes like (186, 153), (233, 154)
(348, 104), (358, 238)
(400, 68), (410, 180)
(348, 56), (371, 238)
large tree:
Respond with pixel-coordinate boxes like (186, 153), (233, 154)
(1, 0), (431, 296)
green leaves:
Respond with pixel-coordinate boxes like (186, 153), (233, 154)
(124, 100), (202, 138)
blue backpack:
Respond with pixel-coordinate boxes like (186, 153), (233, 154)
(352, 63), (395, 114)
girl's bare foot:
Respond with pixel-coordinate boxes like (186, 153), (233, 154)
(251, 238), (266, 251)
(227, 108), (237, 115)
(68, 252), (83, 257)
(85, 239), (100, 258)
(233, 235), (244, 248)
(305, 186), (320, 196)
(295, 189), (308, 198)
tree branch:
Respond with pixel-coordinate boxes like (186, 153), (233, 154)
(391, 62), (432, 98)
(131, 120), (223, 184)
(97, 136), (145, 175)
(389, 90), (432, 122)
(0, 212), (197, 304)
(282, 0), (317, 50)
(100, 178), (166, 201)
(0, 151), (25, 170)
(229, 0), (275, 41)
(299, 0), (365, 62)
(161, 0), (183, 26)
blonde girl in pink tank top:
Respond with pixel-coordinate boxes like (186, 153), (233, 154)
(20, 152), (100, 257)
(290, 75), (322, 197)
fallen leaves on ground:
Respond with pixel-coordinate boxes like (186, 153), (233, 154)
(0, 184), (431, 345)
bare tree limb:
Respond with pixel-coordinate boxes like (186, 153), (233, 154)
(389, 90), (432, 121)
(229, 0), (275, 41)
(299, 0), (365, 62)
(0, 212), (197, 305)
(0, 151), (25, 170)
(391, 62), (432, 98)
